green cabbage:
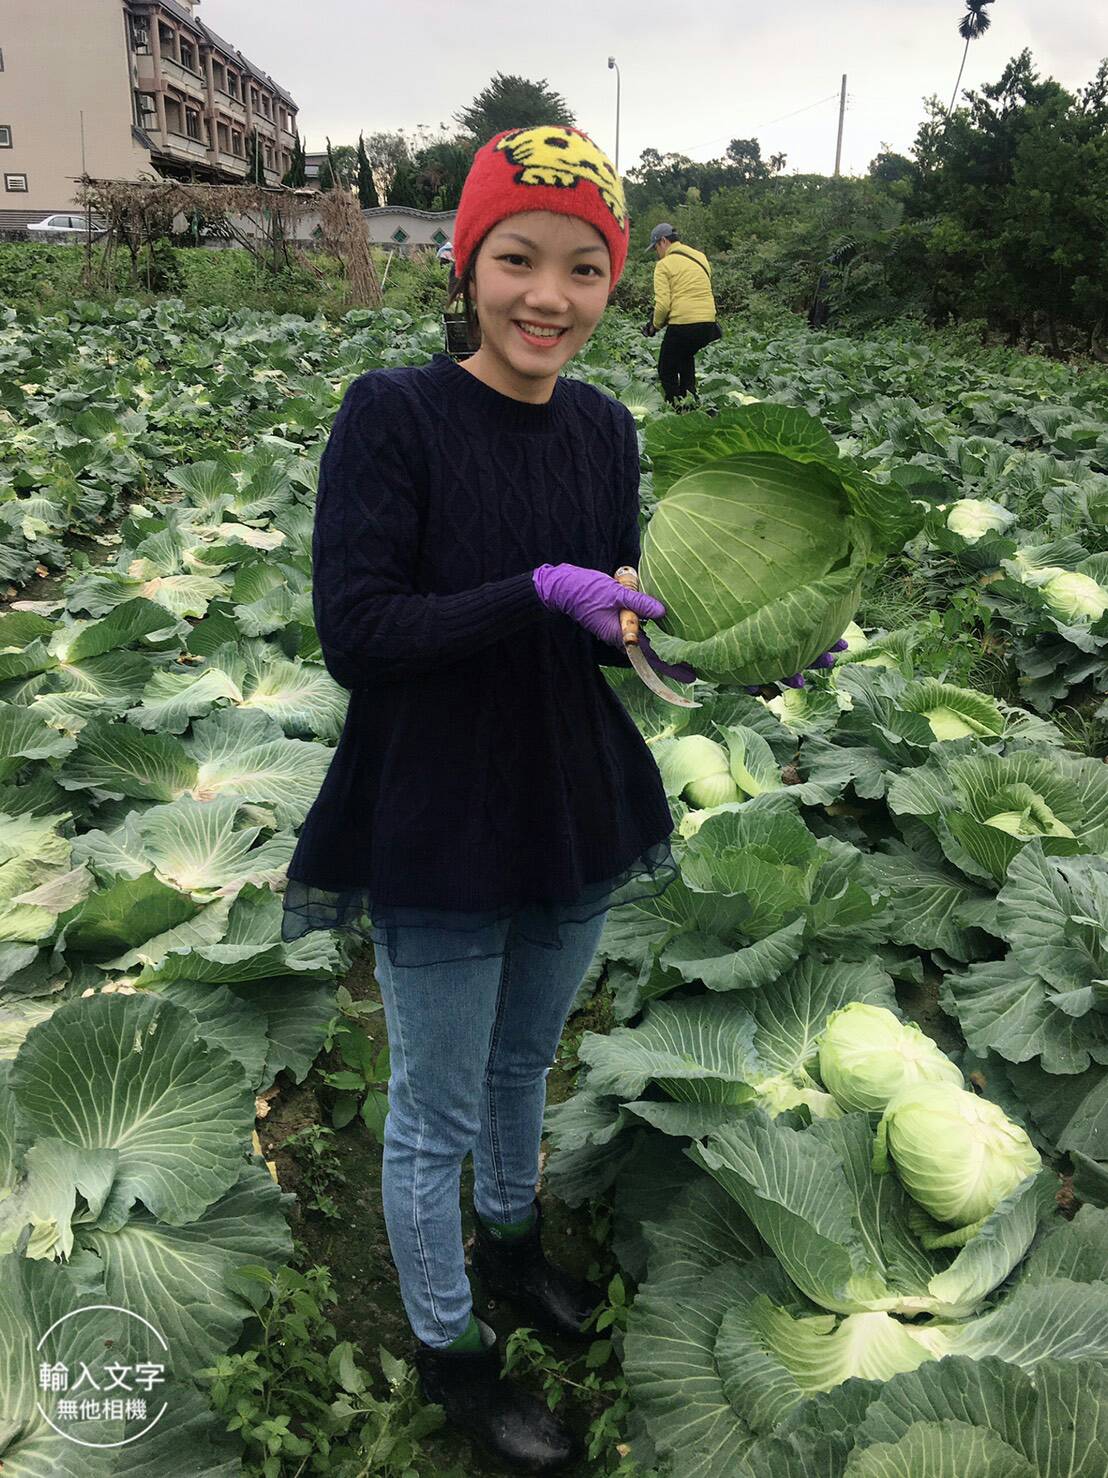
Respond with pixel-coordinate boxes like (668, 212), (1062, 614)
(818, 1003), (963, 1113)
(655, 734), (740, 809)
(982, 784), (1076, 840)
(889, 678), (1006, 742)
(874, 1083), (1041, 1230)
(1041, 569), (1108, 624)
(639, 405), (921, 685)
(945, 498), (1016, 544)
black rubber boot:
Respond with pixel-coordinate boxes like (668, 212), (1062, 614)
(472, 1197), (605, 1342)
(414, 1317), (582, 1474)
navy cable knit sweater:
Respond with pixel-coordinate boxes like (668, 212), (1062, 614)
(282, 353), (677, 967)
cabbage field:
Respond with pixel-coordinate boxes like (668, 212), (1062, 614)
(2, 296), (1108, 1475)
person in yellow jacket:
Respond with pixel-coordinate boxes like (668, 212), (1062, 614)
(644, 223), (722, 405)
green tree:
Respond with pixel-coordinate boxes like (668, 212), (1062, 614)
(319, 139), (357, 192)
(362, 130), (410, 202)
(454, 73), (574, 142)
(386, 157), (425, 208)
(412, 138), (474, 210)
(893, 50), (1108, 349)
(355, 133), (379, 208)
(868, 144), (917, 184)
(725, 137), (769, 180)
(948, 0), (996, 116)
(281, 132), (306, 187)
(243, 129), (264, 185)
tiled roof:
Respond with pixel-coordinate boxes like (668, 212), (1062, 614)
(137, 8), (299, 112)
(363, 206), (457, 221)
(196, 19), (237, 57)
(229, 46), (297, 109)
(152, 0), (204, 38)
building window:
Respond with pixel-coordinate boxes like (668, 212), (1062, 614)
(227, 72), (238, 99)
(431, 229), (447, 245)
(130, 17), (150, 53)
(158, 25), (175, 56)
(0, 126), (11, 149)
(185, 110), (201, 141)
(4, 173), (28, 192)
(179, 40), (195, 71)
(232, 131), (243, 156)
(391, 228), (409, 243)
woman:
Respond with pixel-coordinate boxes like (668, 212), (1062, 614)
(282, 125), (694, 1473)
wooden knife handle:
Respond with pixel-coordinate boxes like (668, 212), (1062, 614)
(613, 565), (641, 647)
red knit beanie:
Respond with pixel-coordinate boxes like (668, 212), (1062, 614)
(452, 125), (629, 287)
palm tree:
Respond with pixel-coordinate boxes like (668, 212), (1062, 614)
(947, 0), (996, 116)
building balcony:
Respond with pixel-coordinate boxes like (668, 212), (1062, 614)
(251, 113), (278, 138)
(133, 52), (157, 86)
(159, 130), (211, 163)
(160, 56), (207, 100)
(215, 89), (246, 119)
(217, 152), (248, 176)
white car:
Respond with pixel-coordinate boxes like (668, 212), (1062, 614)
(25, 213), (107, 242)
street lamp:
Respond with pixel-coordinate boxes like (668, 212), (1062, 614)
(607, 56), (620, 174)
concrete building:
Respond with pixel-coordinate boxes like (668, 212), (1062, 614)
(0, 0), (299, 226)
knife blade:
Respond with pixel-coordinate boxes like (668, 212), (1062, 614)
(613, 566), (701, 709)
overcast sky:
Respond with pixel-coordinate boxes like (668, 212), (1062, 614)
(202, 0), (1105, 177)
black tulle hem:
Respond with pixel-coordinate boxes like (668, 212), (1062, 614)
(280, 839), (678, 969)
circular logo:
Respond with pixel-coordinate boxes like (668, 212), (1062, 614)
(35, 1303), (170, 1449)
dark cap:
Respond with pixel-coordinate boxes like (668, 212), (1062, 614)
(645, 221), (677, 255)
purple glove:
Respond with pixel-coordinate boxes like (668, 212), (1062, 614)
(747, 637), (850, 693)
(533, 563), (666, 645)
(638, 629), (698, 685)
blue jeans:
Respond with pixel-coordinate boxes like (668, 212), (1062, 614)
(373, 905), (609, 1349)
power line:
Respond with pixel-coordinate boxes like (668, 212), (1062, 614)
(680, 91), (842, 158)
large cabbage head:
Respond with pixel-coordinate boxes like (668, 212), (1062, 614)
(873, 1082), (1041, 1229)
(982, 784), (1076, 841)
(818, 1003), (963, 1113)
(945, 498), (1016, 544)
(897, 679), (1005, 742)
(655, 734), (740, 809)
(1041, 569), (1108, 625)
(639, 406), (921, 686)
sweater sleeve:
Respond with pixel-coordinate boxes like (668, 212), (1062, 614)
(594, 405), (642, 671)
(312, 373), (547, 689)
(652, 258), (671, 330)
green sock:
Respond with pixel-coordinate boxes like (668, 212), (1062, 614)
(478, 1204), (537, 1242)
(445, 1313), (482, 1353)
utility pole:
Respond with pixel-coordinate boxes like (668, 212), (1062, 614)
(607, 57), (621, 174)
(833, 73), (847, 177)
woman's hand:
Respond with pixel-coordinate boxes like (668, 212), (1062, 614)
(748, 638), (850, 692)
(533, 563), (666, 646)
